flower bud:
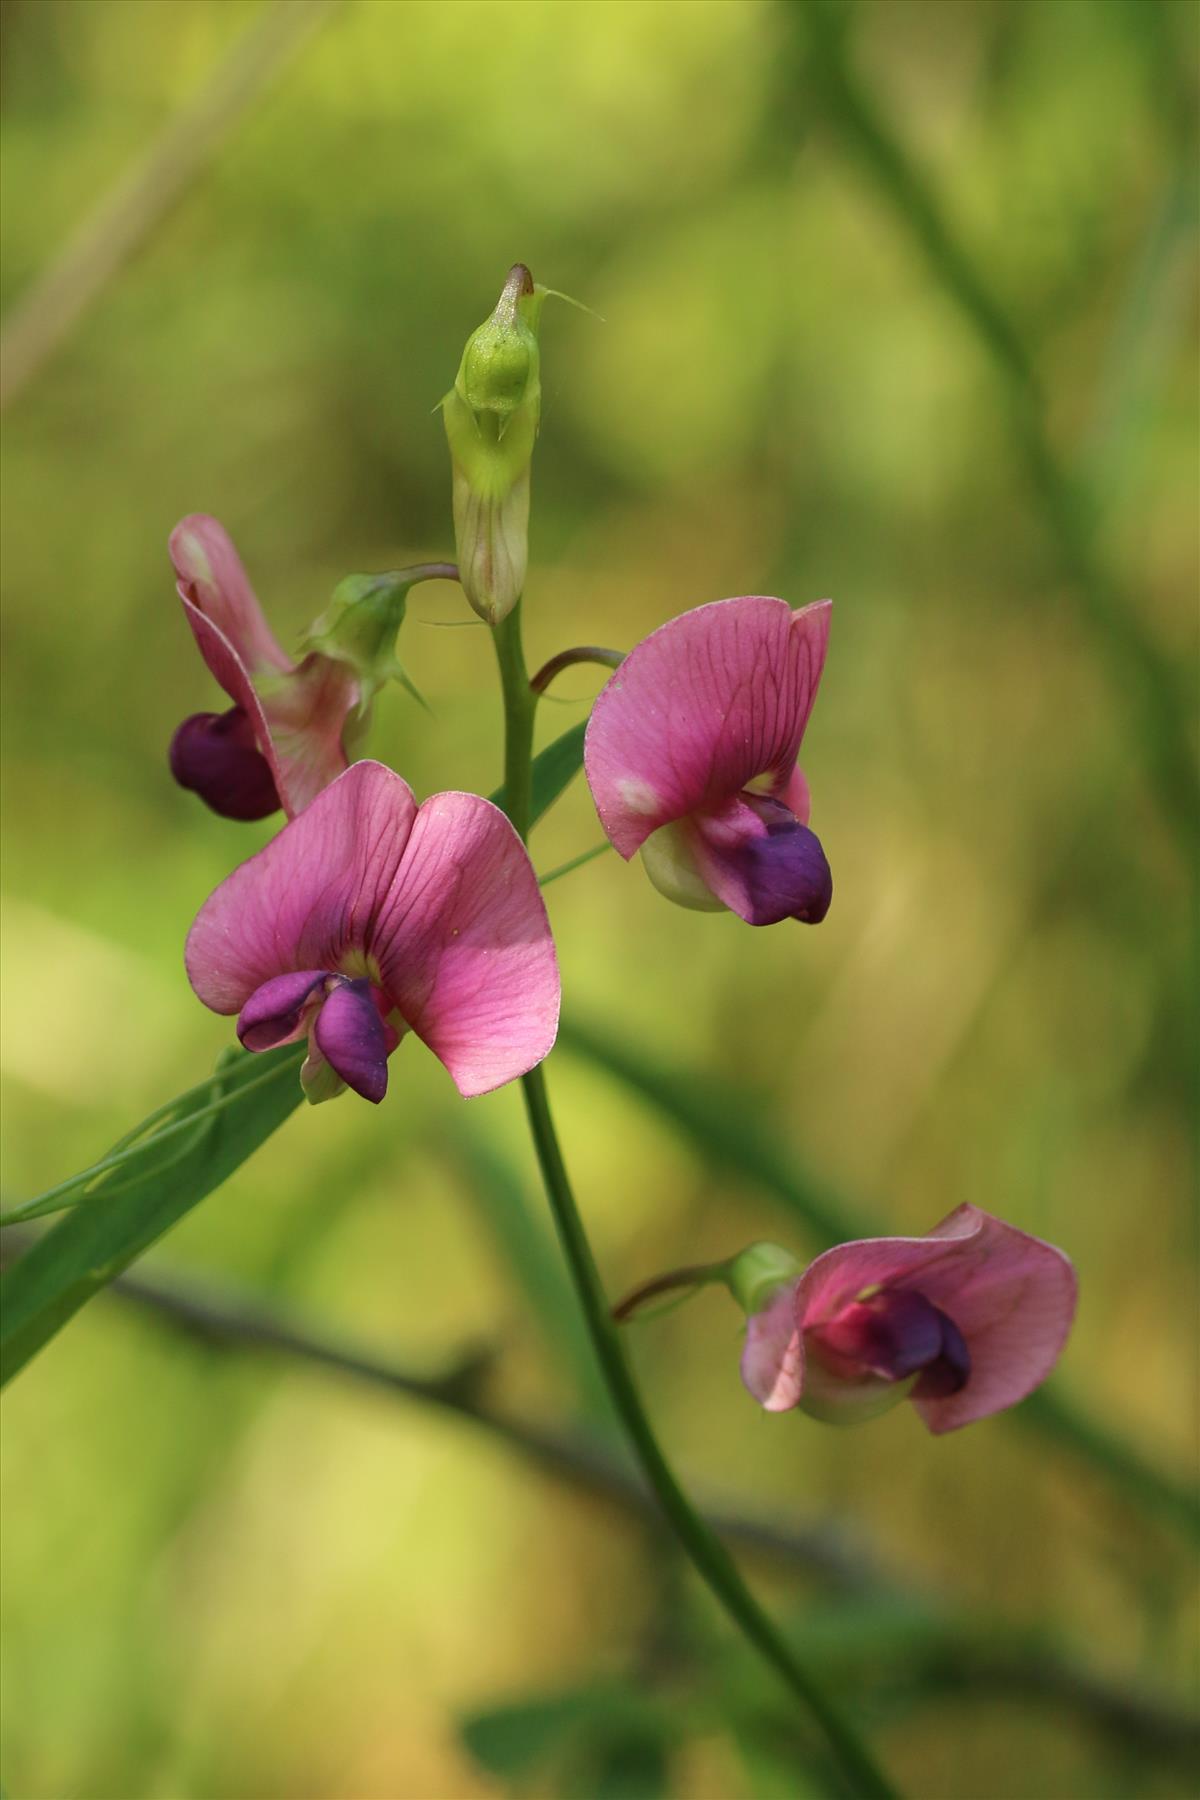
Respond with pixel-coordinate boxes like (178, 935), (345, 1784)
(443, 264), (544, 625)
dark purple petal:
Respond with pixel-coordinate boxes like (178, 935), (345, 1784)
(314, 977), (390, 1104)
(912, 1309), (971, 1399)
(169, 706), (281, 821)
(692, 795), (832, 927)
(237, 970), (328, 1051)
(812, 1288), (946, 1382)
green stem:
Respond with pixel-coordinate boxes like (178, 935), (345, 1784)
(493, 605), (897, 1800)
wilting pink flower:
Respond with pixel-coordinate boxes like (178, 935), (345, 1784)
(168, 514), (361, 821)
(584, 596), (833, 926)
(186, 760), (560, 1103)
(740, 1206), (1076, 1432)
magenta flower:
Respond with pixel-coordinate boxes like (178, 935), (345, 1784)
(584, 596), (833, 926)
(168, 514), (361, 821)
(740, 1206), (1076, 1432)
(185, 760), (560, 1103)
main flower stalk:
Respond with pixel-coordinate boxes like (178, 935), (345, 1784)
(492, 604), (897, 1800)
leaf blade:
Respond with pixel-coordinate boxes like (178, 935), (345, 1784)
(0, 1043), (304, 1386)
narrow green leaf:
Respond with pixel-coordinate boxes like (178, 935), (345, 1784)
(0, 1043), (304, 1386)
(490, 718), (586, 827)
(559, 1015), (1200, 1543)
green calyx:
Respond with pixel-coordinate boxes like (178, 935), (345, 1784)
(727, 1241), (805, 1318)
(300, 571), (428, 712)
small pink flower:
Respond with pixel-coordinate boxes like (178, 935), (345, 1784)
(584, 596), (832, 926)
(740, 1206), (1076, 1432)
(186, 760), (560, 1103)
(168, 514), (361, 820)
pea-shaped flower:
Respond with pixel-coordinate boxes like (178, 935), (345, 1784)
(737, 1206), (1076, 1432)
(185, 760), (560, 1104)
(168, 515), (366, 822)
(584, 597), (833, 926)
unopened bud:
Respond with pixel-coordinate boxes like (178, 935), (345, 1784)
(443, 265), (544, 625)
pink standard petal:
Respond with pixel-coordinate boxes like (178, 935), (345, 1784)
(170, 515), (291, 676)
(740, 1282), (805, 1412)
(585, 597), (831, 858)
(186, 761), (417, 1015)
(796, 1206), (1076, 1434)
(373, 792), (560, 1097)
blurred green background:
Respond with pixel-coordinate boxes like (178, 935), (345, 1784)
(2, 1), (1196, 1796)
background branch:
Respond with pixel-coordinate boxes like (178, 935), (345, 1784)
(0, 0), (340, 412)
(3, 1227), (1194, 1763)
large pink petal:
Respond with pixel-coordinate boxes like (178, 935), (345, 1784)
(170, 515), (291, 677)
(908, 1209), (1077, 1434)
(185, 761), (417, 1014)
(796, 1206), (1076, 1435)
(585, 597), (831, 858)
(372, 793), (560, 1097)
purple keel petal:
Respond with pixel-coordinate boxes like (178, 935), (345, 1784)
(585, 596), (830, 857)
(237, 970), (329, 1051)
(169, 706), (281, 821)
(186, 761), (417, 1016)
(170, 516), (291, 678)
(313, 977), (390, 1103)
(372, 792), (560, 1097)
(690, 795), (832, 926)
(811, 1289), (948, 1383)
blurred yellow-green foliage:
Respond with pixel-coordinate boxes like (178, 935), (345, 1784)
(2, 2), (1197, 1796)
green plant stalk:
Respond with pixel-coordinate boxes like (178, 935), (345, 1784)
(491, 609), (897, 1800)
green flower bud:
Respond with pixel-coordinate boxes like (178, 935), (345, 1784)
(443, 264), (544, 626)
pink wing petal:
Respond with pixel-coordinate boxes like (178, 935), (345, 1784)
(373, 792), (560, 1097)
(186, 761), (417, 1015)
(796, 1206), (1076, 1434)
(739, 1282), (806, 1412)
(585, 597), (831, 858)
(170, 515), (291, 677)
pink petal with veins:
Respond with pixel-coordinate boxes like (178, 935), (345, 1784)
(373, 791), (560, 1096)
(185, 761), (416, 1014)
(585, 596), (830, 858)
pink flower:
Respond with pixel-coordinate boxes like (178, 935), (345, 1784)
(168, 514), (361, 821)
(584, 596), (833, 926)
(740, 1206), (1076, 1432)
(186, 760), (560, 1103)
